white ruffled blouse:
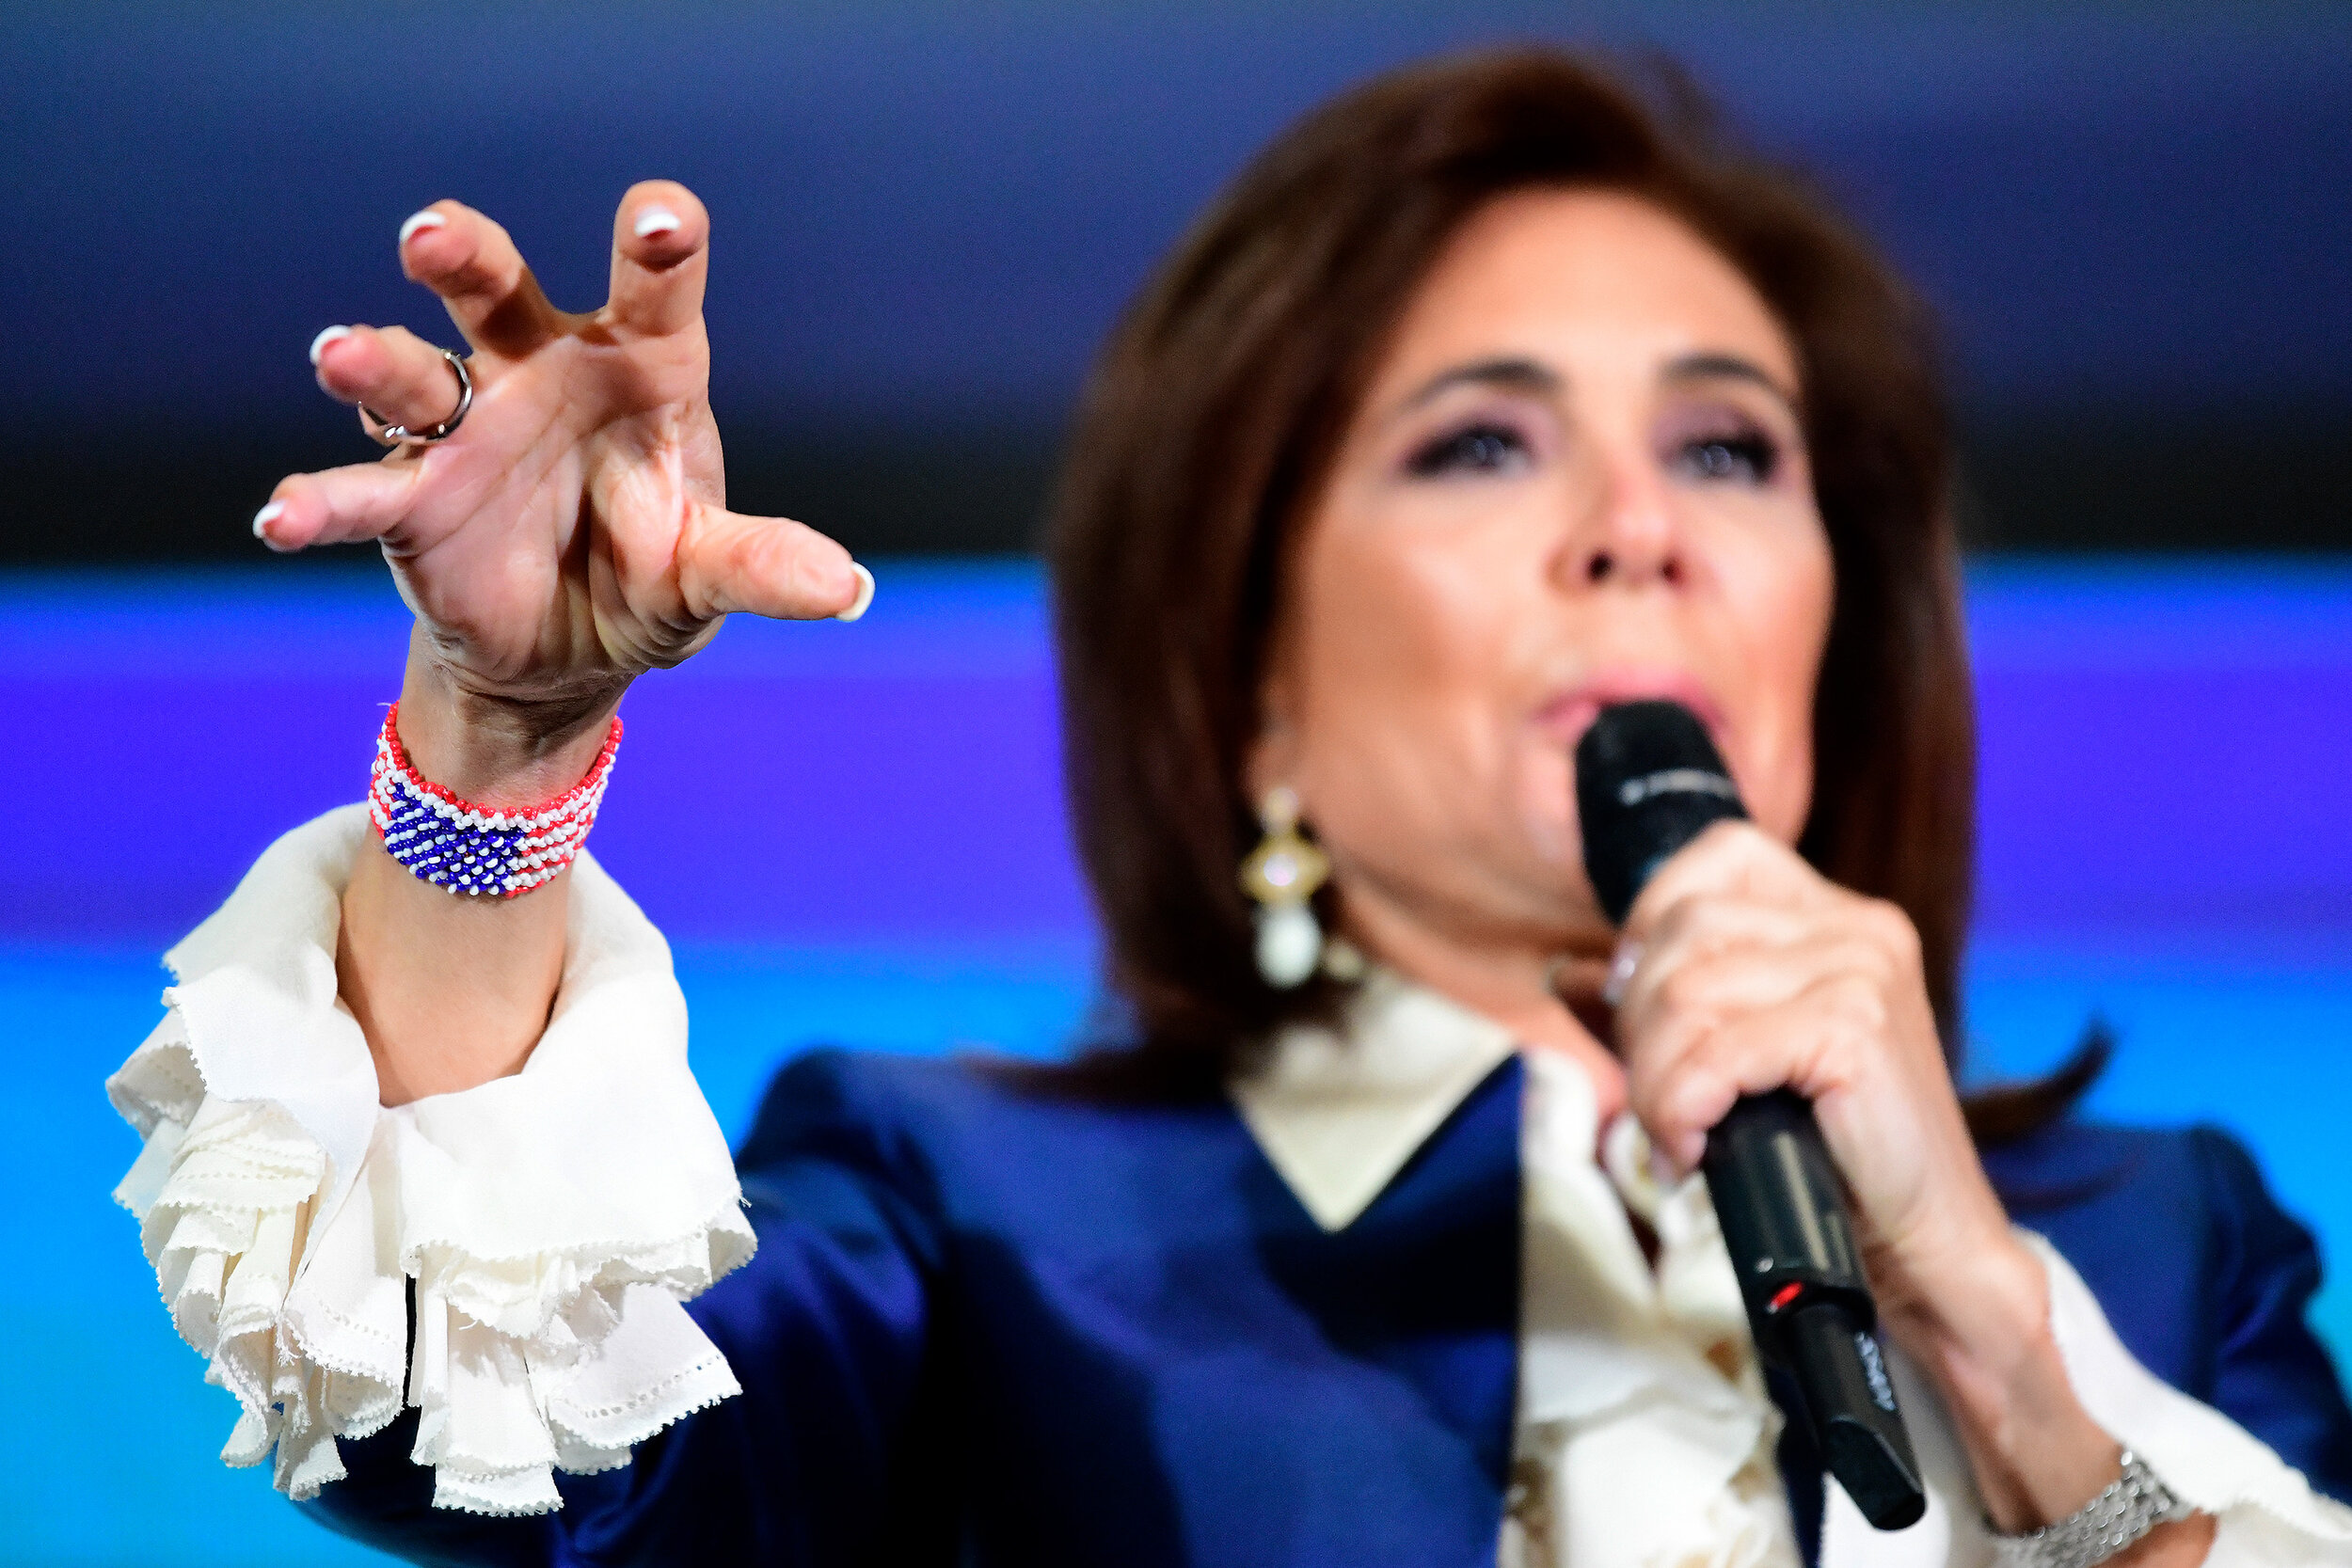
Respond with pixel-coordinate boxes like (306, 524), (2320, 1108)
(110, 807), (2352, 1562)
(108, 805), (752, 1515)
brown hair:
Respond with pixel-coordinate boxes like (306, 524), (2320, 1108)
(1046, 48), (2091, 1132)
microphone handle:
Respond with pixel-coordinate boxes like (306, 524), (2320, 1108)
(1701, 1091), (1927, 1531)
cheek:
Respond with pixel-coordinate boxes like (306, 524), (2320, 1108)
(1293, 531), (1497, 776)
(1282, 500), (1563, 865)
(1719, 517), (1834, 843)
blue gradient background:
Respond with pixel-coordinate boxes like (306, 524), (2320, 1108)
(3, 560), (2348, 1564)
(6, 4), (2348, 438)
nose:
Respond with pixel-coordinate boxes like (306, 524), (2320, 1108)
(1555, 445), (1686, 591)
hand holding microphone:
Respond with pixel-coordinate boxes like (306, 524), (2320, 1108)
(1577, 701), (2016, 1529)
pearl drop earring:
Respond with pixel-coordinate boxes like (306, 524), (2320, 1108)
(1238, 785), (1329, 989)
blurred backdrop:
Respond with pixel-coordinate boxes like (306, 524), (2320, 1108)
(4, 0), (2348, 560)
(2, 4), (2348, 1564)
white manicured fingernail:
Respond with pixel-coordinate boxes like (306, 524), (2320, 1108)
(252, 500), (285, 539)
(398, 209), (447, 246)
(633, 206), (682, 239)
(834, 562), (875, 623)
(309, 325), (352, 366)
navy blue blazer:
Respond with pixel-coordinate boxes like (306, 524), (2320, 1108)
(305, 1051), (2352, 1566)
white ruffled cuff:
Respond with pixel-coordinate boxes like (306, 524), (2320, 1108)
(107, 804), (755, 1515)
(2026, 1231), (2352, 1560)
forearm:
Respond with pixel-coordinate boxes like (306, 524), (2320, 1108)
(1892, 1231), (2215, 1562)
(337, 628), (625, 1106)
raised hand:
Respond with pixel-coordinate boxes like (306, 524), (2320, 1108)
(260, 182), (866, 752)
(285, 185), (871, 1103)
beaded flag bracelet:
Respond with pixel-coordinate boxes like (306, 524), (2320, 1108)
(365, 702), (622, 897)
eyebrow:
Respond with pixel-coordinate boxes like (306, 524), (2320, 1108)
(1661, 351), (1801, 414)
(1394, 350), (1800, 420)
(1396, 355), (1562, 413)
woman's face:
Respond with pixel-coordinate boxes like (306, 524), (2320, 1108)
(1255, 187), (1834, 964)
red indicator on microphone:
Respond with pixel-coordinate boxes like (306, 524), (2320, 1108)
(1767, 1282), (1805, 1313)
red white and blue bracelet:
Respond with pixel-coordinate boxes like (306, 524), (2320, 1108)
(365, 702), (622, 897)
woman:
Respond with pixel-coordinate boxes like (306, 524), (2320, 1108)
(109, 50), (2352, 1567)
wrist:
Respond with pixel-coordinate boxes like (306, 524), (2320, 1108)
(399, 639), (627, 806)
(1882, 1222), (2044, 1382)
(1888, 1231), (2122, 1531)
(1988, 1450), (2201, 1568)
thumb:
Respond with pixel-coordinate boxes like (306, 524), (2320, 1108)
(675, 505), (871, 623)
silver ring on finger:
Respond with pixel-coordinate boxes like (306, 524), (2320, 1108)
(360, 349), (472, 446)
(1602, 939), (1645, 1008)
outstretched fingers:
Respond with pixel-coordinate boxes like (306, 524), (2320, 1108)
(253, 461), (421, 552)
(397, 199), (564, 358)
(607, 182), (710, 339)
(676, 505), (872, 622)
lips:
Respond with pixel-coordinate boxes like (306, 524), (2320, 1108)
(1532, 669), (1731, 753)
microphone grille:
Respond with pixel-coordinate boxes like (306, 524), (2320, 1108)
(1574, 700), (1748, 925)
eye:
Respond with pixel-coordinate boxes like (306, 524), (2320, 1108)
(1406, 421), (1533, 478)
(1674, 432), (1779, 484)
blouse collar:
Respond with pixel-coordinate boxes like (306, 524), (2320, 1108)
(1229, 968), (1518, 1231)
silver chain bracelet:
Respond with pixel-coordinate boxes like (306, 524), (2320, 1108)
(1990, 1449), (2192, 1568)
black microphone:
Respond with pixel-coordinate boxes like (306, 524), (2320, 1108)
(1576, 700), (1926, 1532)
